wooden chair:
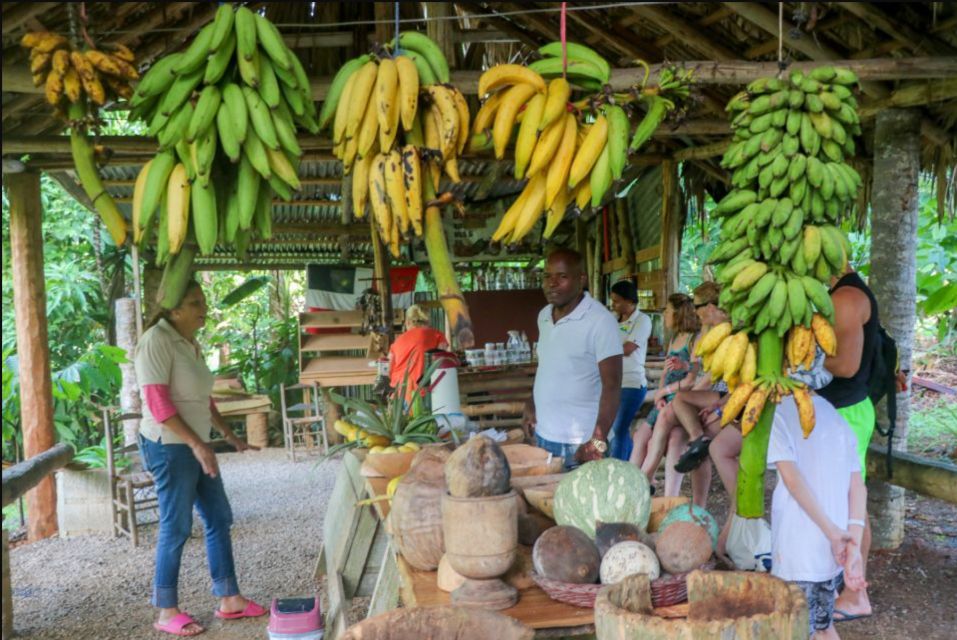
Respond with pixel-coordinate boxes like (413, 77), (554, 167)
(280, 382), (328, 461)
(103, 408), (158, 547)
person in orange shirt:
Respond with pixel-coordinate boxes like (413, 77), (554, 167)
(389, 304), (449, 399)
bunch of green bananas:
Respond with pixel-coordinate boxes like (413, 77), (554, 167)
(129, 3), (313, 292)
(708, 66), (863, 339)
(628, 65), (694, 153)
(316, 32), (459, 258)
(527, 42), (612, 92)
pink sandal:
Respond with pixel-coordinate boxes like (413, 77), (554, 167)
(153, 612), (205, 636)
(215, 600), (268, 620)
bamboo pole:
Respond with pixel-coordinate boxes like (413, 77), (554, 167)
(6, 172), (59, 541)
(114, 298), (142, 447)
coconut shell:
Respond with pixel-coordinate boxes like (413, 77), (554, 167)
(518, 511), (555, 546)
(445, 436), (511, 498)
(655, 521), (712, 574)
(532, 525), (600, 584)
(390, 448), (449, 571)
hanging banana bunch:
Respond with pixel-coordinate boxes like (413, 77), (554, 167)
(21, 31), (139, 247)
(700, 66), (863, 518)
(129, 4), (314, 307)
(319, 32), (466, 258)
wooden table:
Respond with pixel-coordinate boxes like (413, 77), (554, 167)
(321, 452), (688, 640)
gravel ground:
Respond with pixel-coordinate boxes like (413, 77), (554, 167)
(8, 449), (339, 639)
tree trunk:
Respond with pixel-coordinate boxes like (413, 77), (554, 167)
(114, 298), (141, 447)
(6, 171), (58, 541)
(868, 108), (920, 550)
(142, 264), (164, 324)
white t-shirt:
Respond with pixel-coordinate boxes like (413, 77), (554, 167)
(768, 395), (860, 582)
(533, 292), (623, 445)
(134, 319), (215, 444)
(619, 308), (652, 389)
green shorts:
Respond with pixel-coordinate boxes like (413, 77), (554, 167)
(837, 397), (876, 481)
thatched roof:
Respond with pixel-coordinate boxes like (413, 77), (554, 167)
(2, 2), (956, 268)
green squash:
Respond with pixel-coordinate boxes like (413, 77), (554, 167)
(552, 459), (651, 539)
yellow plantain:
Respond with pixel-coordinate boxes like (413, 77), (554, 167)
(472, 91), (505, 134)
(508, 172), (548, 243)
(526, 111), (568, 177)
(574, 180), (592, 210)
(543, 184), (571, 239)
(722, 332), (751, 383)
(514, 93), (545, 179)
(793, 385), (816, 437)
(131, 159), (153, 245)
(352, 149), (377, 218)
(811, 314), (837, 356)
(394, 56), (419, 131)
(709, 334), (736, 381)
(740, 385), (769, 436)
(697, 322), (733, 356)
(568, 114), (608, 189)
(450, 88), (471, 154)
(375, 57), (399, 150)
(401, 145), (424, 236)
(384, 150), (409, 235)
(444, 156), (461, 184)
(345, 60), (380, 140)
(478, 63), (546, 96)
(426, 85), (460, 160)
(44, 68), (64, 106)
(333, 69), (359, 144)
(368, 154), (393, 240)
(492, 183), (533, 243)
(63, 67), (82, 102)
(740, 342), (758, 383)
(721, 383), (755, 426)
(492, 84), (537, 159)
(540, 77), (571, 132)
(355, 92), (379, 159)
(545, 113), (578, 207)
(166, 163), (191, 255)
(51, 49), (70, 74)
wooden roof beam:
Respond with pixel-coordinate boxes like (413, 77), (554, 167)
(839, 2), (957, 57)
(631, 5), (738, 61)
(652, 5), (734, 50)
(456, 2), (541, 49)
(2, 2), (58, 35)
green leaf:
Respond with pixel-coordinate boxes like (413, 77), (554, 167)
(922, 283), (957, 316)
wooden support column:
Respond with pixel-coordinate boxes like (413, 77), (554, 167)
(616, 199), (635, 269)
(6, 172), (57, 541)
(369, 219), (393, 340)
(425, 3), (456, 69)
(659, 160), (682, 299)
(374, 3), (393, 46)
(868, 108), (921, 550)
(114, 298), (141, 447)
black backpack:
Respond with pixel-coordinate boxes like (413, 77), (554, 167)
(868, 325), (900, 476)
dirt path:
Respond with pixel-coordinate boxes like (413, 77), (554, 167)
(8, 449), (338, 639)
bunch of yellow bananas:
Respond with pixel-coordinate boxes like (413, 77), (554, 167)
(22, 31), (138, 109)
(786, 313), (838, 371)
(129, 4), (312, 298)
(478, 63), (626, 245)
(320, 33), (463, 258)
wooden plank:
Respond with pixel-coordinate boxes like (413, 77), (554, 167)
(674, 139), (731, 161)
(866, 444), (957, 504)
(342, 508), (380, 599)
(632, 5), (737, 61)
(635, 246), (662, 264)
(636, 270), (666, 290)
(602, 256), (630, 275)
(301, 373), (376, 387)
(303, 357), (374, 375)
(858, 77), (957, 117)
(367, 540), (401, 617)
(324, 569), (349, 640)
(301, 333), (371, 353)
(301, 310), (366, 329)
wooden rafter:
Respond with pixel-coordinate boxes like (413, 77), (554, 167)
(652, 5), (734, 51)
(1, 2), (58, 35)
(840, 2), (957, 57)
(630, 5), (738, 61)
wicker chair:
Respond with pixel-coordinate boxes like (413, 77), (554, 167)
(280, 382), (328, 461)
(103, 408), (158, 547)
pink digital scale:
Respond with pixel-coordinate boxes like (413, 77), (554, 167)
(267, 596), (323, 640)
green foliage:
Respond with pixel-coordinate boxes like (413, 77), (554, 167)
(908, 396), (957, 458)
(680, 196), (722, 292)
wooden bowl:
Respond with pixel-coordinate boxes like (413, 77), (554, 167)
(363, 451), (416, 478)
(502, 444), (565, 477)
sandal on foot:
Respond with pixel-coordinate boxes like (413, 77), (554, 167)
(674, 436), (712, 473)
(215, 600), (268, 620)
(154, 612), (205, 637)
(833, 609), (872, 623)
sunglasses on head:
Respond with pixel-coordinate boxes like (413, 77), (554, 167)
(694, 301), (713, 308)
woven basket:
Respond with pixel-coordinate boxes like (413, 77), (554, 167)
(532, 563), (715, 609)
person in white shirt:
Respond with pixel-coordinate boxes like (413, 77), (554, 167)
(522, 248), (623, 469)
(607, 280), (652, 461)
(768, 384), (867, 639)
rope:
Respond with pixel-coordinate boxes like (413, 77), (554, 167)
(394, 1), (400, 54)
(778, 2), (784, 64)
(560, 2), (568, 78)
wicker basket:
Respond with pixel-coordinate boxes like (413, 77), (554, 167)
(532, 563), (715, 609)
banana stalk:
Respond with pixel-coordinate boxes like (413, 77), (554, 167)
(67, 101), (128, 246)
(736, 330), (783, 518)
(423, 181), (474, 349)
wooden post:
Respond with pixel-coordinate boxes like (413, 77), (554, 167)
(2, 530), (11, 638)
(374, 2), (393, 46)
(425, 3), (456, 69)
(6, 172), (58, 541)
(868, 108), (920, 550)
(659, 160), (682, 298)
(142, 264), (163, 324)
(114, 298), (141, 447)
(616, 199), (635, 269)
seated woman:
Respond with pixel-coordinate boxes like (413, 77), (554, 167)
(629, 293), (700, 489)
(608, 280), (652, 461)
(389, 304), (449, 401)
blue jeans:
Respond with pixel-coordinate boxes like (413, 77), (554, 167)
(139, 435), (239, 608)
(535, 434), (583, 471)
(609, 387), (647, 461)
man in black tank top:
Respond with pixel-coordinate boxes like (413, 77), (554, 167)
(820, 266), (878, 622)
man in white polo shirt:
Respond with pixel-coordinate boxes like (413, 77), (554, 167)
(523, 248), (623, 469)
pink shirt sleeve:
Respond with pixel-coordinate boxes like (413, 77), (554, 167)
(143, 384), (178, 423)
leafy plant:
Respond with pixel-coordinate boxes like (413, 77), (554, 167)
(325, 360), (445, 456)
(73, 438), (130, 471)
